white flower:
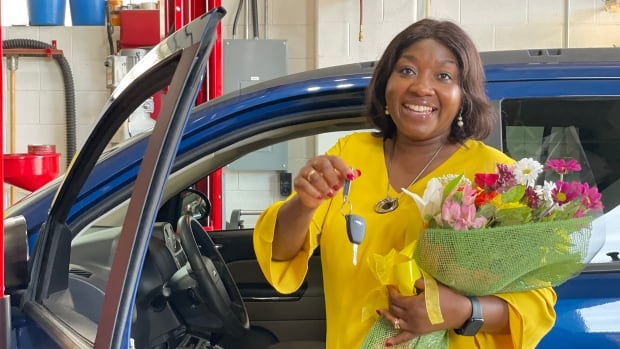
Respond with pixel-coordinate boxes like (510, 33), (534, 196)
(513, 158), (543, 186)
(535, 180), (557, 208)
(402, 177), (445, 219)
(438, 174), (470, 186)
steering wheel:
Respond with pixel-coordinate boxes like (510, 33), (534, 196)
(176, 215), (249, 336)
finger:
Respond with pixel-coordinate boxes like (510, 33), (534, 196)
(377, 309), (403, 332)
(294, 162), (331, 204)
(385, 331), (418, 347)
(311, 157), (343, 193)
(387, 285), (408, 310)
(293, 172), (327, 205)
(326, 156), (360, 182)
(303, 164), (337, 200)
(414, 278), (425, 294)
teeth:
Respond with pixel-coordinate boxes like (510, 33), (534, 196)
(405, 104), (433, 112)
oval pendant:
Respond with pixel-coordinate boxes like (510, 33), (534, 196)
(374, 197), (398, 214)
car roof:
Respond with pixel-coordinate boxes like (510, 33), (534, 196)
(482, 47), (620, 82)
(7, 47), (620, 239)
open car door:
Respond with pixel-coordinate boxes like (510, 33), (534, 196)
(17, 8), (227, 349)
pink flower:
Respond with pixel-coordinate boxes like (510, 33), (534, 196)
(440, 187), (487, 230)
(580, 183), (603, 212)
(545, 159), (582, 175)
(551, 181), (582, 206)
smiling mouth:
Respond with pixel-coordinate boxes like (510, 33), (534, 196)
(404, 104), (436, 113)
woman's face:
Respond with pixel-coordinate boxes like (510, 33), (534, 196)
(385, 38), (462, 142)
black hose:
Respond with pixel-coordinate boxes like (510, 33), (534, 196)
(232, 0), (244, 38)
(3, 39), (76, 167)
(105, 0), (115, 55)
(251, 0), (259, 38)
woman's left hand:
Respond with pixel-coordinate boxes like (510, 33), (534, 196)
(378, 279), (471, 346)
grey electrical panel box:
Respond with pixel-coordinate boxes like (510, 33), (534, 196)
(223, 39), (288, 93)
(224, 39), (288, 170)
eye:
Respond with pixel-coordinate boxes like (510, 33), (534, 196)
(438, 72), (453, 81)
(398, 66), (416, 76)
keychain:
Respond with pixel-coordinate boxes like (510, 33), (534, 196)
(341, 178), (366, 266)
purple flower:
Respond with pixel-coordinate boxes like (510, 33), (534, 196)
(496, 163), (517, 192)
(524, 186), (540, 209)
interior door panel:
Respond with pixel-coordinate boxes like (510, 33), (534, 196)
(209, 230), (326, 344)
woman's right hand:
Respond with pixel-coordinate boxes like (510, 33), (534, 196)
(294, 155), (360, 209)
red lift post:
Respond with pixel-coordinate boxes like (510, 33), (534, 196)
(0, 3), (9, 348)
(165, 0), (223, 230)
(0, 0), (5, 300)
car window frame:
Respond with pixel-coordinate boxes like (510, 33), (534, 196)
(488, 77), (620, 272)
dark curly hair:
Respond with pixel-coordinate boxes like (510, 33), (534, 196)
(365, 18), (495, 143)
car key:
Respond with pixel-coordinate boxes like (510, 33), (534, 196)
(341, 178), (366, 266)
(346, 213), (366, 265)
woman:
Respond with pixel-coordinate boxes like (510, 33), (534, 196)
(253, 18), (556, 348)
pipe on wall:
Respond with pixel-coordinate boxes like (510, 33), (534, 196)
(7, 56), (17, 204)
(564, 0), (571, 48)
(2, 39), (76, 168)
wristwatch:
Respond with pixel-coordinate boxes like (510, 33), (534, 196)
(455, 296), (484, 336)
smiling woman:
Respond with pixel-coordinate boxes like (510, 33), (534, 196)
(4, 12), (620, 348)
(253, 18), (557, 349)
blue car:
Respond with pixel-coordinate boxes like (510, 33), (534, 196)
(4, 10), (620, 348)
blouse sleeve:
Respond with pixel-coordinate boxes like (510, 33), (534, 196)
(449, 287), (557, 348)
(495, 287), (557, 348)
(252, 198), (323, 294)
(252, 134), (353, 294)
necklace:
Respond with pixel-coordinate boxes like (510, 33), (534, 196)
(374, 142), (444, 214)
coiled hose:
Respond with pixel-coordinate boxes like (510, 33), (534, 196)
(2, 38), (76, 167)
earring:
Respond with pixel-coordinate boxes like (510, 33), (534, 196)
(457, 114), (464, 128)
(385, 106), (390, 115)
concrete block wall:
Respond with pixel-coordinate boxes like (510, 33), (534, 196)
(3, 0), (620, 212)
(317, 0), (620, 68)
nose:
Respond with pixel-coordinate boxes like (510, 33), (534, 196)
(407, 73), (434, 96)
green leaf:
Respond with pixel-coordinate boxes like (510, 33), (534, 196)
(502, 185), (526, 203)
(478, 203), (496, 220)
(442, 174), (464, 202)
(496, 206), (532, 225)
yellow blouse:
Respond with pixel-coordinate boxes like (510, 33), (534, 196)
(254, 132), (557, 348)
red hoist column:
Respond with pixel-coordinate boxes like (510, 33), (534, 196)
(0, 0), (5, 296)
(165, 0), (223, 230)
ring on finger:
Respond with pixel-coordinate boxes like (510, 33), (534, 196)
(393, 318), (401, 330)
(305, 169), (318, 182)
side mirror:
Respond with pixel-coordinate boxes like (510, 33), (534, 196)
(181, 188), (211, 225)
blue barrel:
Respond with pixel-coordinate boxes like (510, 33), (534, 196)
(69, 0), (105, 25)
(27, 0), (67, 26)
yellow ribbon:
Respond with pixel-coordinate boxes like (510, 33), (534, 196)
(363, 241), (444, 325)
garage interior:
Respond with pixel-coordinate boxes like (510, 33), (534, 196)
(0, 1), (619, 348)
(1, 0), (620, 223)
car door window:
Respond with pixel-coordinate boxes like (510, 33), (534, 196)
(500, 97), (620, 264)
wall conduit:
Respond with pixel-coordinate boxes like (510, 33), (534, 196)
(2, 39), (76, 167)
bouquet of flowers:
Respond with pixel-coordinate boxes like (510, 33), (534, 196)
(361, 158), (603, 349)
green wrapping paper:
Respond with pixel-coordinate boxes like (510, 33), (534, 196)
(361, 216), (592, 348)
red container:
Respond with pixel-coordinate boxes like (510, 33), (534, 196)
(119, 9), (161, 48)
(4, 145), (61, 192)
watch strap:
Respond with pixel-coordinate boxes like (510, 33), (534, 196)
(455, 296), (484, 336)
(469, 296), (482, 319)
